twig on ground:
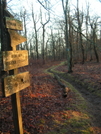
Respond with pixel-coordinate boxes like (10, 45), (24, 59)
(54, 74), (70, 98)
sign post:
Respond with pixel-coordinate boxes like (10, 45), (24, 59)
(0, 0), (30, 134)
(11, 70), (24, 134)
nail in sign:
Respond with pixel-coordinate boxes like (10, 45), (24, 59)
(4, 72), (30, 97)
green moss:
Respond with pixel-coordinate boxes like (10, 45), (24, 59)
(45, 62), (96, 134)
(63, 70), (101, 98)
(96, 90), (101, 97)
(40, 118), (45, 124)
(53, 119), (61, 125)
(46, 129), (68, 134)
(71, 119), (90, 128)
(80, 130), (92, 134)
(59, 129), (68, 134)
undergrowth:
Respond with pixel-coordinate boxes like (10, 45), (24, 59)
(45, 64), (94, 134)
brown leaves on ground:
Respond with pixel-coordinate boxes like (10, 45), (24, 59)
(21, 65), (75, 134)
(0, 60), (75, 134)
(1, 60), (101, 133)
(56, 62), (101, 91)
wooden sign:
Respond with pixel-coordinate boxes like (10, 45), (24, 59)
(6, 17), (23, 30)
(3, 50), (28, 71)
(4, 72), (30, 97)
(8, 29), (27, 48)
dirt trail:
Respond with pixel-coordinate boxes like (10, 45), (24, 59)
(65, 76), (101, 128)
(51, 62), (101, 131)
(1, 61), (101, 133)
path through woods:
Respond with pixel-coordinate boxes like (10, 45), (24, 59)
(0, 60), (101, 134)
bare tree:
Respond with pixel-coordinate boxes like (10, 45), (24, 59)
(89, 17), (99, 62)
(68, 9), (73, 69)
(51, 29), (56, 60)
(40, 7), (50, 64)
(85, 2), (90, 61)
(20, 9), (28, 51)
(76, 0), (84, 64)
(31, 5), (40, 59)
(62, 0), (73, 73)
(45, 37), (50, 60)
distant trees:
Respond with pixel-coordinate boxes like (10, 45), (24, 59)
(85, 2), (89, 61)
(51, 29), (56, 61)
(6, 0), (101, 68)
(22, 9), (28, 50)
(40, 8), (50, 64)
(62, 0), (73, 73)
(89, 17), (99, 62)
(76, 0), (84, 64)
(31, 5), (39, 59)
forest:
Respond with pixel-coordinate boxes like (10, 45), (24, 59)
(1, 0), (101, 133)
(4, 0), (101, 67)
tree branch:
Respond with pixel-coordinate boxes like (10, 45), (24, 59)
(37, 0), (49, 11)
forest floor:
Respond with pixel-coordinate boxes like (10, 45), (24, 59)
(0, 60), (101, 134)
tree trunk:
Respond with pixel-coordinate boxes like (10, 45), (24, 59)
(42, 25), (45, 64)
(32, 7), (39, 59)
(77, 0), (84, 64)
(93, 44), (99, 62)
(62, 0), (72, 73)
(23, 10), (28, 51)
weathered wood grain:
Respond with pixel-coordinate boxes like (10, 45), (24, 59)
(8, 29), (27, 48)
(4, 71), (30, 97)
(6, 17), (23, 30)
(3, 50), (28, 71)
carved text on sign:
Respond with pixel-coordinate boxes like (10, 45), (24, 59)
(6, 17), (23, 30)
(3, 50), (28, 71)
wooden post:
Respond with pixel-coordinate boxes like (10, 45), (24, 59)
(10, 44), (24, 134)
(0, 1), (24, 133)
(11, 92), (23, 134)
(10, 62), (23, 134)
(11, 87), (23, 134)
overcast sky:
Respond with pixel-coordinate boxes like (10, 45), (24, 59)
(7, 0), (101, 17)
(6, 0), (101, 38)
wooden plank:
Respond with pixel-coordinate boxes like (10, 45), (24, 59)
(2, 4), (26, 134)
(4, 71), (30, 97)
(8, 29), (27, 48)
(3, 50), (28, 71)
(6, 17), (23, 30)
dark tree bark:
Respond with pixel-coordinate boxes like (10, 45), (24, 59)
(76, 0), (84, 64)
(90, 18), (99, 62)
(32, 6), (39, 59)
(62, 0), (73, 73)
